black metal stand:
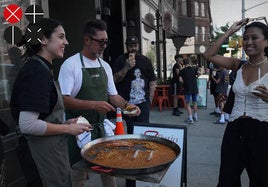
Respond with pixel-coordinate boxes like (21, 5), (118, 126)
(72, 159), (169, 185)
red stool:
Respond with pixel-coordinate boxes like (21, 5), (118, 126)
(151, 89), (169, 112)
(177, 95), (187, 109)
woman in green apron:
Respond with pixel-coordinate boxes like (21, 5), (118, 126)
(10, 18), (92, 187)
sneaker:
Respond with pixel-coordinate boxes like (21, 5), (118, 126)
(172, 111), (180, 116)
(214, 119), (225, 124)
(178, 110), (184, 114)
(215, 113), (221, 117)
(185, 119), (194, 124)
(210, 111), (218, 115)
(193, 117), (198, 122)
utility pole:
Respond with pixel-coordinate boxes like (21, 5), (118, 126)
(241, 0), (245, 60)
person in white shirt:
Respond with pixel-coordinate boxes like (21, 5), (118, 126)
(58, 19), (140, 187)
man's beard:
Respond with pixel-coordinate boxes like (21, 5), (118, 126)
(94, 52), (102, 58)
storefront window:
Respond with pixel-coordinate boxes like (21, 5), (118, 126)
(140, 1), (157, 74)
(181, 0), (187, 16)
(202, 26), (206, 42)
(194, 1), (199, 16)
(0, 0), (46, 110)
(201, 2), (205, 17)
(165, 38), (177, 78)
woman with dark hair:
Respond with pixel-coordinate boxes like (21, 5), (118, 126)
(204, 18), (268, 187)
(10, 18), (92, 187)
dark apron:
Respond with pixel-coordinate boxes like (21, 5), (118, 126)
(26, 56), (71, 187)
(65, 53), (108, 165)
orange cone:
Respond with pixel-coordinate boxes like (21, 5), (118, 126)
(115, 108), (125, 135)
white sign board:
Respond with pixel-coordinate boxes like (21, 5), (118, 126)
(133, 123), (187, 187)
(197, 78), (208, 108)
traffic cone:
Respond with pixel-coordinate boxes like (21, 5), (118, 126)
(115, 108), (125, 135)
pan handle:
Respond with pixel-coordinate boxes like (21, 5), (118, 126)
(144, 130), (159, 136)
(90, 166), (113, 173)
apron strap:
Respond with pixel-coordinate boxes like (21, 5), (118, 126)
(79, 52), (85, 67)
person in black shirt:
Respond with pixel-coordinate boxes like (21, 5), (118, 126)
(113, 36), (156, 134)
(212, 68), (229, 124)
(209, 63), (221, 115)
(179, 58), (200, 124)
(171, 54), (184, 116)
(10, 18), (91, 187)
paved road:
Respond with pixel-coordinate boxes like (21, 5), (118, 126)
(149, 92), (226, 187)
(83, 91), (249, 187)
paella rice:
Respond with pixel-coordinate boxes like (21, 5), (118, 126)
(86, 139), (177, 169)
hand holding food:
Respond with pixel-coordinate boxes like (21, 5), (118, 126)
(122, 103), (141, 116)
(122, 105), (138, 115)
(76, 116), (93, 130)
(76, 116), (93, 148)
(77, 116), (90, 124)
(252, 85), (268, 103)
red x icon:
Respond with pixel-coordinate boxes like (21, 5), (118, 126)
(3, 4), (23, 24)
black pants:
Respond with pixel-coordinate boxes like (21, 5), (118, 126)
(217, 118), (268, 187)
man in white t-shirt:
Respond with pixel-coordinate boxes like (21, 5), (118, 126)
(58, 19), (140, 187)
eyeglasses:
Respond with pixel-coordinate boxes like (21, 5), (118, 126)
(86, 36), (109, 47)
(248, 16), (268, 25)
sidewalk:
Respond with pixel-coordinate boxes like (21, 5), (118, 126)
(84, 91), (249, 187)
(150, 92), (249, 187)
(149, 92), (225, 187)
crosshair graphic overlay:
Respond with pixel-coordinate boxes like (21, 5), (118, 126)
(25, 4), (44, 23)
(3, 4), (23, 24)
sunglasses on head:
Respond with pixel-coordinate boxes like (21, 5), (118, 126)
(248, 16), (268, 25)
(86, 35), (109, 46)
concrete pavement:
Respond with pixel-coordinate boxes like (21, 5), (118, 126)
(149, 92), (249, 187)
(83, 91), (249, 187)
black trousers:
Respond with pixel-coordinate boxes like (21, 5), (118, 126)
(217, 118), (268, 187)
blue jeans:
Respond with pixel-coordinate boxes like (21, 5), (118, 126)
(185, 94), (197, 103)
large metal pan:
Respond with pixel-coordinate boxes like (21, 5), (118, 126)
(81, 134), (181, 175)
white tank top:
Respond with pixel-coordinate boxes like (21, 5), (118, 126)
(230, 66), (268, 122)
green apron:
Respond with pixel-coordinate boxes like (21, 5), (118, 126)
(65, 53), (108, 165)
(26, 56), (71, 187)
